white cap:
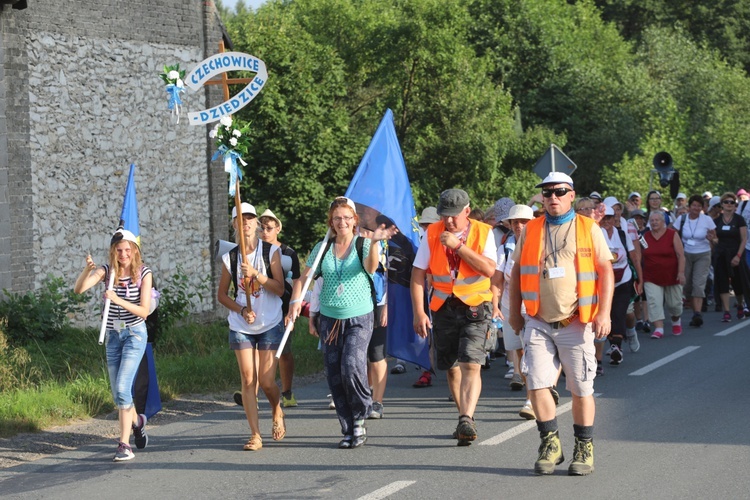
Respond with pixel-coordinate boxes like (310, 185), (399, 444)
(603, 205), (615, 216)
(111, 229), (140, 248)
(628, 192), (641, 200)
(418, 206), (440, 225)
(259, 208), (282, 231)
(708, 196), (721, 209)
(535, 172), (574, 189)
(589, 191), (603, 201)
(676, 192), (687, 200)
(503, 204), (534, 221)
(232, 202), (257, 219)
(703, 191), (713, 198)
(331, 196), (357, 211)
(603, 196), (621, 208)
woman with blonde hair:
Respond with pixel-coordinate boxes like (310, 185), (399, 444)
(74, 229), (152, 462)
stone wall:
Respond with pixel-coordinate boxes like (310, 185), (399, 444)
(0, 1), (231, 324)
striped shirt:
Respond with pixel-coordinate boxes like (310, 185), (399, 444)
(102, 265), (152, 329)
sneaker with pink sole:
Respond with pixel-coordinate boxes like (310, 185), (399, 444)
(651, 330), (664, 339)
(672, 324), (682, 336)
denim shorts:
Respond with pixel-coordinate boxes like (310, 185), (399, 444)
(229, 321), (284, 351)
(106, 321), (148, 410)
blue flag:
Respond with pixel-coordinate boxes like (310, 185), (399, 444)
(345, 109), (430, 371)
(121, 164), (162, 419)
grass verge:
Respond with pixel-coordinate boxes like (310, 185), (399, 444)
(0, 317), (321, 438)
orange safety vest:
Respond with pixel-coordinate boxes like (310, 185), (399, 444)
(518, 215), (599, 322)
(426, 220), (493, 311)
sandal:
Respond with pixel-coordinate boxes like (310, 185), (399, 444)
(243, 435), (262, 451)
(272, 413), (286, 441)
(413, 371), (432, 388)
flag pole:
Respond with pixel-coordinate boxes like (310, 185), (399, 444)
(98, 271), (116, 345)
(275, 228), (332, 358)
(233, 177), (253, 314)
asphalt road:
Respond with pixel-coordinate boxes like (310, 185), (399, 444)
(2, 309), (749, 499)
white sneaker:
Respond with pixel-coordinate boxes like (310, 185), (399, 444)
(504, 367), (514, 379)
(627, 333), (640, 353)
(519, 402), (536, 420)
(327, 394), (336, 410)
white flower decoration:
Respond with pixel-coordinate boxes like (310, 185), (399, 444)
(229, 137), (238, 147)
(233, 129), (242, 137)
(220, 116), (233, 127)
(208, 126), (218, 139)
(176, 78), (184, 89)
(168, 70), (180, 81)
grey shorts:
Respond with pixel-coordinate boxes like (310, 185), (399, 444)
(522, 316), (596, 397)
(432, 299), (493, 370)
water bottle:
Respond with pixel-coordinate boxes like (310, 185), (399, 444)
(492, 317), (503, 331)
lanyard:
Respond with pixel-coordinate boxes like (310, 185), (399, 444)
(544, 221), (573, 269)
(445, 223), (470, 280)
(333, 237), (355, 286)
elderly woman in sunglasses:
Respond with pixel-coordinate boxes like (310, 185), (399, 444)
(711, 192), (750, 321)
(286, 197), (397, 449)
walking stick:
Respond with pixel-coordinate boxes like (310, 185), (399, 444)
(98, 271), (116, 345)
(234, 178), (253, 314)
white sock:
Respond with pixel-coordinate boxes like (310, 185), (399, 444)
(655, 328), (664, 335)
(673, 318), (681, 326)
(626, 327), (637, 337)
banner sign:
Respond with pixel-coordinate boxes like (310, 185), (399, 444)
(185, 52), (267, 126)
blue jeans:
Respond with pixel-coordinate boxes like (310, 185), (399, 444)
(106, 322), (148, 410)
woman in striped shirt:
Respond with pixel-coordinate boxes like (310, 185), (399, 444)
(74, 229), (152, 462)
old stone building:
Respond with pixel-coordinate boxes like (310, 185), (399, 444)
(0, 0), (234, 321)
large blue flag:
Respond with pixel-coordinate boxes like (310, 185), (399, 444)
(345, 109), (430, 370)
(121, 164), (162, 419)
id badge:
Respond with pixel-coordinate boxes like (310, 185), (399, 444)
(723, 225), (731, 231)
(686, 239), (696, 246)
(547, 267), (565, 279)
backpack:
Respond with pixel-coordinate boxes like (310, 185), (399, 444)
(313, 236), (383, 305)
(674, 213), (687, 240)
(616, 227), (638, 282)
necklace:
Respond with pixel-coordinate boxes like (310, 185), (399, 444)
(333, 236), (354, 296)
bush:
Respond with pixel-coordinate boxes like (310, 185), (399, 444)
(0, 275), (88, 344)
(157, 266), (212, 333)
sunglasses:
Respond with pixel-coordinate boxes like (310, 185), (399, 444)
(542, 188), (573, 198)
(722, 200), (737, 205)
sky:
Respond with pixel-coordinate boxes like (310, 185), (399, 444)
(221, 0), (266, 11)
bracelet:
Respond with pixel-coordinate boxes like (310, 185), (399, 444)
(240, 306), (246, 315)
(455, 242), (464, 252)
(289, 299), (302, 305)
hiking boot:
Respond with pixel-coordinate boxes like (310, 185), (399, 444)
(609, 345), (623, 365)
(534, 431), (564, 475)
(352, 424), (367, 448)
(456, 416), (477, 446)
(509, 373), (525, 391)
(627, 332), (640, 352)
(113, 441), (134, 462)
(519, 402), (536, 420)
(689, 313), (703, 327)
(281, 392), (298, 408)
(132, 413), (148, 449)
(368, 401), (384, 419)
(568, 437), (595, 476)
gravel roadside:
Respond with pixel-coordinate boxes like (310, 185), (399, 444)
(0, 371), (325, 470)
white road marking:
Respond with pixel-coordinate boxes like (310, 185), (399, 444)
(628, 346), (700, 376)
(713, 321), (750, 337)
(356, 481), (417, 500)
(479, 393), (601, 446)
